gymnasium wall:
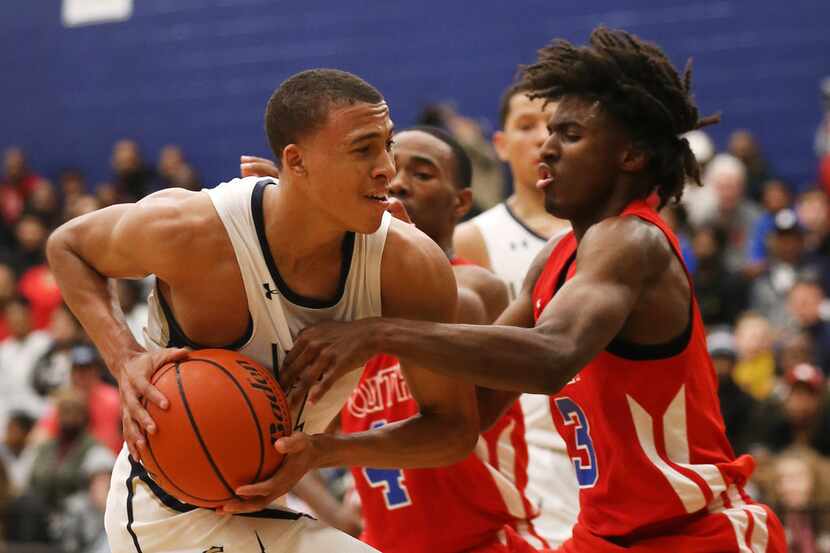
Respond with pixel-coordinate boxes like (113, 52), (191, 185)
(1, 0), (828, 188)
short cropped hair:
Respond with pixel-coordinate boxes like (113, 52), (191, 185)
(403, 126), (473, 189)
(265, 69), (384, 168)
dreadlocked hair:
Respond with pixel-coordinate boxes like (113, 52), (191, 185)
(520, 27), (720, 208)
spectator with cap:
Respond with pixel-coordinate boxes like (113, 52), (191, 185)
(708, 329), (759, 454)
(756, 363), (830, 457)
(746, 179), (793, 271)
(7, 388), (114, 544)
(33, 344), (121, 453)
(750, 209), (810, 329)
(788, 278), (830, 374)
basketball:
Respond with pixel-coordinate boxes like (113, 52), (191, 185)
(137, 349), (291, 508)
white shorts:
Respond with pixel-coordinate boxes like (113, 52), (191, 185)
(106, 447), (377, 553)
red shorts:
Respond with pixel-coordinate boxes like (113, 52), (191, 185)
(554, 505), (786, 553)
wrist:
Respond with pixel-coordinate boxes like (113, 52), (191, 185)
(308, 433), (340, 469)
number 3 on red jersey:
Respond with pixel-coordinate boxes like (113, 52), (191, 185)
(362, 420), (413, 509)
(555, 397), (599, 488)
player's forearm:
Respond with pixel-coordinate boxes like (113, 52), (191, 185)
(46, 230), (143, 374)
(372, 318), (578, 395)
(312, 410), (478, 470)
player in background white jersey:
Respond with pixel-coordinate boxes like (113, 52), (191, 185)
(46, 69), (479, 553)
(454, 83), (578, 546)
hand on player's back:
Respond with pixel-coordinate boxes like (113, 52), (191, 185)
(118, 347), (189, 461)
(280, 319), (379, 408)
(240, 155), (279, 179)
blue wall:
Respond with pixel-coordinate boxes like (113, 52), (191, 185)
(1, 0), (828, 189)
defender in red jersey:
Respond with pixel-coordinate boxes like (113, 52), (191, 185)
(342, 127), (547, 553)
(281, 28), (786, 552)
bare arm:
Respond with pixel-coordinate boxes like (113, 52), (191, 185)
(46, 189), (200, 457)
(282, 218), (657, 401)
(453, 221), (492, 269)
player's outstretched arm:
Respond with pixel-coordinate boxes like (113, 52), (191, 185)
(282, 217), (658, 398)
(46, 189), (202, 459)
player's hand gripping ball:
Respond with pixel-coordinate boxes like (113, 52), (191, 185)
(137, 349), (291, 508)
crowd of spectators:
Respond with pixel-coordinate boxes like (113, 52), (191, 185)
(1, 90), (830, 551)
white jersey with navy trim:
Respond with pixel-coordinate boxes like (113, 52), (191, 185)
(106, 176), (385, 553)
(471, 202), (548, 299)
(471, 201), (578, 546)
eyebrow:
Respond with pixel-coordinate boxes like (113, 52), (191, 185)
(350, 125), (395, 146)
(408, 154), (439, 168)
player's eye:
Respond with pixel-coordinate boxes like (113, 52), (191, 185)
(414, 172), (433, 181)
(385, 139), (396, 152)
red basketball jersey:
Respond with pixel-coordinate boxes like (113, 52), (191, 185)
(341, 352), (545, 553)
(532, 200), (785, 551)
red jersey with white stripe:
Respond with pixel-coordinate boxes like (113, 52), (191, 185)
(532, 200), (785, 552)
(342, 352), (543, 553)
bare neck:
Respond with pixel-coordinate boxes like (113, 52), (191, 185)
(263, 182), (347, 266)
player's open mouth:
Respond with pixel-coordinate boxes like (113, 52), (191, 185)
(536, 163), (556, 190)
(365, 194), (390, 205)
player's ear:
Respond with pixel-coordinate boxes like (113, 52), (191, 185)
(453, 188), (473, 222)
(620, 143), (649, 173)
(492, 131), (510, 162)
(283, 144), (306, 177)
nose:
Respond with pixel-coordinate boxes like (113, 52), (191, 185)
(539, 131), (560, 164)
(388, 171), (409, 198)
(374, 149), (396, 185)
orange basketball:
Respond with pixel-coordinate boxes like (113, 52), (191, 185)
(137, 349), (291, 508)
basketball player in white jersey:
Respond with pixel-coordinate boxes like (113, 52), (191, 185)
(46, 69), (479, 553)
(454, 83), (578, 546)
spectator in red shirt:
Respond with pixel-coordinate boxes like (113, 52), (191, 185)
(0, 148), (44, 231)
(35, 345), (121, 454)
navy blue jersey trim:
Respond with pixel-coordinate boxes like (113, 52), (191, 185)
(251, 180), (355, 309)
(126, 460), (143, 553)
(156, 279), (253, 350)
(503, 201), (548, 242)
(128, 457), (303, 519)
(605, 302), (693, 360)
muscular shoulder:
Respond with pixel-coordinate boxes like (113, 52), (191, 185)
(576, 216), (672, 284)
(453, 220), (491, 269)
(381, 219), (457, 322)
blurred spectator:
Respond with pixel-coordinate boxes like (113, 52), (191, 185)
(94, 183), (118, 209)
(691, 225), (748, 328)
(34, 345), (122, 454)
(117, 279), (148, 344)
(0, 411), (36, 494)
(64, 194), (101, 222)
(417, 103), (504, 215)
(56, 461), (113, 553)
(57, 168), (86, 208)
(168, 163), (202, 191)
(8, 389), (114, 544)
(31, 304), (85, 398)
(111, 139), (157, 202)
(728, 130), (773, 202)
(756, 363), (830, 456)
(733, 311), (777, 401)
(797, 189), (830, 293)
(25, 179), (61, 230)
(0, 147), (44, 231)
(746, 179), (793, 268)
(696, 154), (762, 273)
(0, 263), (16, 340)
(18, 263), (63, 332)
(750, 209), (808, 329)
(780, 332), (818, 375)
(0, 296), (52, 433)
(763, 447), (830, 553)
(708, 330), (758, 454)
(816, 77), (830, 158)
(0, 456), (7, 543)
(660, 204), (697, 273)
(157, 144), (186, 188)
(9, 214), (48, 276)
(787, 279), (830, 373)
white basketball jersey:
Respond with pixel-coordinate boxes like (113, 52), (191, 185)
(144, 176), (389, 435)
(471, 202), (548, 299)
(471, 201), (578, 546)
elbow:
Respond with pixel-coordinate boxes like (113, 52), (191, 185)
(45, 225), (71, 268)
(443, 414), (479, 465)
(537, 336), (580, 396)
